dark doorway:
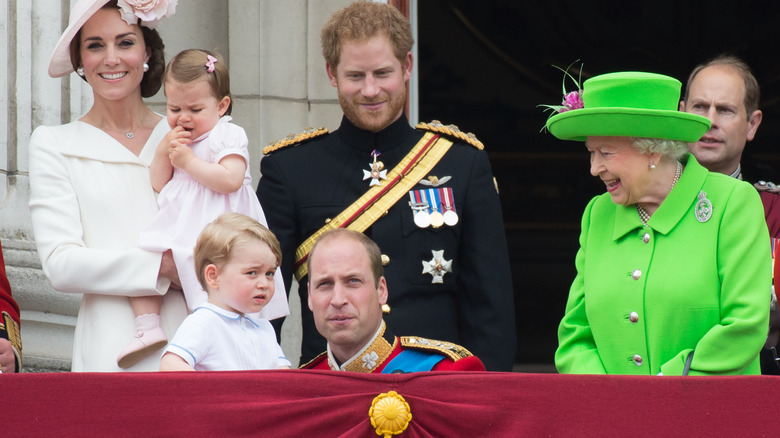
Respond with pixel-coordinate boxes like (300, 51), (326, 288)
(418, 0), (780, 369)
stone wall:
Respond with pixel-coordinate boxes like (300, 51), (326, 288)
(1, 0), (358, 370)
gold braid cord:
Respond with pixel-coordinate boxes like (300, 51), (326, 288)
(416, 120), (484, 150)
(369, 391), (412, 437)
(262, 127), (329, 155)
(293, 132), (453, 281)
(400, 336), (474, 361)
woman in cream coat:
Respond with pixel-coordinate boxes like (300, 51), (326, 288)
(546, 71), (770, 375)
(29, 0), (186, 371)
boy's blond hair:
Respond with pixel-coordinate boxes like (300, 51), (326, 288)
(194, 213), (281, 291)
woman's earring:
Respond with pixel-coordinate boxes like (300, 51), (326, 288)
(143, 63), (149, 72)
(76, 66), (85, 77)
(649, 163), (656, 169)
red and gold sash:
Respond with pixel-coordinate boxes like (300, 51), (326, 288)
(293, 132), (453, 281)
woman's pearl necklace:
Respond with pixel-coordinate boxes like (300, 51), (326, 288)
(636, 160), (682, 225)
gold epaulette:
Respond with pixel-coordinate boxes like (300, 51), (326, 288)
(262, 127), (329, 155)
(416, 120), (484, 150)
(400, 336), (474, 361)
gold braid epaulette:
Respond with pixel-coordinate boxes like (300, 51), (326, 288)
(262, 127), (329, 155)
(416, 120), (484, 150)
(400, 336), (474, 361)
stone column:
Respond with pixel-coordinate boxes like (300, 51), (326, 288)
(2, 0), (365, 370)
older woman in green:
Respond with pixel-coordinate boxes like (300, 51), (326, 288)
(547, 71), (770, 375)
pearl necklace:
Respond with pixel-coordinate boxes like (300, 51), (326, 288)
(637, 160), (682, 225)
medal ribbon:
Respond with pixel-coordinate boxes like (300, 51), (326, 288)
(409, 190), (429, 213)
(294, 133), (453, 280)
(442, 187), (456, 212)
(427, 188), (441, 213)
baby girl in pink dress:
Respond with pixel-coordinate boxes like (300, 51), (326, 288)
(119, 49), (288, 368)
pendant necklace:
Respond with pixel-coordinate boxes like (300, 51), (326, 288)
(94, 111), (151, 139)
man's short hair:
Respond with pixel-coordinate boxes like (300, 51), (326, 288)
(321, 1), (413, 70)
(684, 54), (760, 119)
(308, 229), (384, 286)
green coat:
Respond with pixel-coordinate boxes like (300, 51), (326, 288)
(556, 154), (770, 375)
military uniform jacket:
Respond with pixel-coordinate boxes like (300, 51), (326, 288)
(0, 240), (21, 372)
(555, 154), (770, 375)
(257, 115), (515, 371)
(300, 321), (485, 372)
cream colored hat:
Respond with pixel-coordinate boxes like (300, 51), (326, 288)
(48, 0), (177, 78)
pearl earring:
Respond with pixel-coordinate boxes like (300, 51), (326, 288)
(649, 163), (656, 169)
(143, 63), (149, 72)
(76, 66), (85, 77)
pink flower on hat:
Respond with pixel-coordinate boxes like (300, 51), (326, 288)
(117, 0), (177, 29)
(560, 91), (584, 113)
(538, 60), (585, 130)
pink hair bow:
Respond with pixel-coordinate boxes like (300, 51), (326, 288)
(206, 55), (217, 73)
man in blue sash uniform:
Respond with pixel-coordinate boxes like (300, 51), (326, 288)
(300, 229), (484, 372)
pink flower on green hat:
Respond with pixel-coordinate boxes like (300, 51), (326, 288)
(560, 91), (584, 113)
(117, 0), (177, 29)
(538, 61), (585, 129)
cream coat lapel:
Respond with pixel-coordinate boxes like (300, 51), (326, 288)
(61, 118), (167, 165)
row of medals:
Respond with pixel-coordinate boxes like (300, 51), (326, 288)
(409, 188), (458, 228)
(411, 204), (458, 228)
(366, 152), (458, 229)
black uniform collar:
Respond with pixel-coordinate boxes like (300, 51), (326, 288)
(335, 114), (416, 153)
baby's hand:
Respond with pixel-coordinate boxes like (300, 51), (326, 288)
(168, 125), (192, 145)
(156, 126), (191, 157)
(169, 141), (195, 170)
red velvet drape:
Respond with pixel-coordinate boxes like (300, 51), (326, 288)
(4, 370), (778, 437)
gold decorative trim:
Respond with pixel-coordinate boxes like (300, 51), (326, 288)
(400, 336), (474, 361)
(298, 351), (327, 369)
(1, 311), (22, 369)
(342, 322), (396, 373)
(262, 126), (328, 155)
(369, 391), (412, 437)
(416, 120), (484, 150)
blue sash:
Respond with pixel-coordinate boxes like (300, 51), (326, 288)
(382, 349), (445, 373)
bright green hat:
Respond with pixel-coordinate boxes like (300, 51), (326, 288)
(545, 71), (711, 142)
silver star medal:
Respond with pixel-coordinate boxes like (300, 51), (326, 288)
(363, 149), (387, 186)
(422, 250), (453, 284)
(695, 191), (712, 223)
